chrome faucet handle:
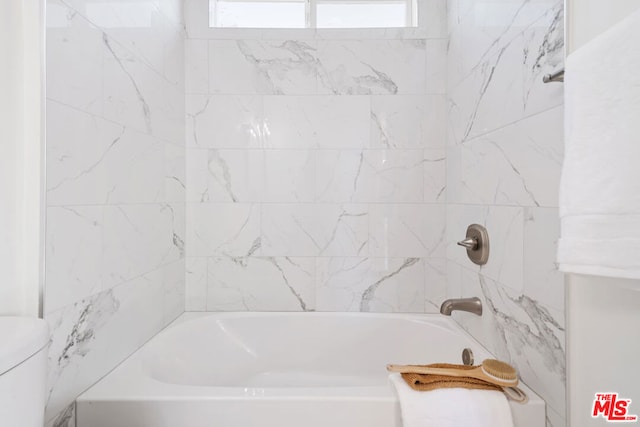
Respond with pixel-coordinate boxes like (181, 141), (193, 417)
(457, 237), (478, 250)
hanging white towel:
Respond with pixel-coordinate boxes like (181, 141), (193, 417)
(557, 8), (640, 279)
(389, 374), (514, 427)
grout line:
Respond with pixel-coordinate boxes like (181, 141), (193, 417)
(455, 102), (564, 144)
(45, 99), (183, 147)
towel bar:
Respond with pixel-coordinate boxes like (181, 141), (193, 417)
(543, 68), (564, 83)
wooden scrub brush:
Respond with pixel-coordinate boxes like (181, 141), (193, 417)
(387, 359), (518, 388)
(387, 358), (528, 403)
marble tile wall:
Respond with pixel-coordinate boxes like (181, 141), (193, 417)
(42, 0), (566, 425)
(44, 0), (185, 425)
(183, 0), (449, 314)
(445, 0), (565, 426)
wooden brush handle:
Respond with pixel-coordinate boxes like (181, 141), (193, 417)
(387, 364), (476, 377)
(387, 363), (518, 388)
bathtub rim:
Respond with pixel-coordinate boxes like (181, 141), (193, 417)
(78, 311), (544, 407)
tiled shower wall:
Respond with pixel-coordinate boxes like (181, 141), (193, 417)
(44, 0), (185, 425)
(40, 0), (568, 425)
(445, 0), (565, 426)
(183, 0), (449, 313)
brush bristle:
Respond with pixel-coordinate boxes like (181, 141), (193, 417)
(482, 359), (518, 383)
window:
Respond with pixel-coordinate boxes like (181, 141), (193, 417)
(209, 0), (416, 28)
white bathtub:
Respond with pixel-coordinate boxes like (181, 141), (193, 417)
(77, 312), (545, 427)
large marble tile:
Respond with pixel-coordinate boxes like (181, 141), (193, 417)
(369, 204), (446, 258)
(445, 260), (463, 300)
(185, 148), (210, 203)
(46, 100), (119, 204)
(425, 39), (447, 94)
(160, 19), (185, 88)
(164, 142), (186, 203)
(315, 257), (425, 312)
(523, 207), (564, 311)
(263, 95), (370, 149)
(453, 268), (510, 363)
(185, 147), (264, 203)
(50, 0), (184, 111)
(315, 257), (370, 311)
(73, 0), (160, 28)
(478, 205), (525, 292)
(209, 40), (320, 94)
(314, 26), (428, 41)
(317, 40), (426, 95)
(80, 0), (182, 85)
(446, 204), (524, 291)
(185, 39), (209, 94)
(445, 141), (462, 204)
(365, 258), (426, 313)
(447, 0), (561, 89)
(46, 0), (103, 115)
(423, 0), (447, 39)
(315, 150), (365, 203)
(186, 203), (261, 257)
(446, 0), (484, 87)
(46, 402), (75, 427)
(156, 0), (183, 26)
(454, 267), (566, 419)
(316, 150), (427, 203)
(163, 259), (185, 324)
(185, 94), (263, 148)
(546, 405), (565, 427)
(370, 95), (446, 149)
(45, 266), (171, 420)
(450, 107), (563, 207)
(185, 257), (207, 311)
(46, 102), (167, 206)
(521, 0), (564, 116)
(102, 203), (185, 289)
(262, 150), (316, 202)
(261, 204), (369, 257)
(448, 34), (525, 144)
(103, 33), (183, 143)
(448, 1), (564, 143)
(447, 0), (517, 89)
(444, 204), (477, 267)
(45, 206), (104, 314)
(182, 0), (218, 39)
(424, 258), (447, 312)
(46, 203), (184, 312)
(424, 149), (446, 202)
(356, 150), (426, 202)
(207, 256), (315, 311)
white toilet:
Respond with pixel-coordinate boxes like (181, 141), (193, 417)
(0, 316), (49, 426)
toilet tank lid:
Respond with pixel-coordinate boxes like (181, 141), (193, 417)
(0, 317), (49, 376)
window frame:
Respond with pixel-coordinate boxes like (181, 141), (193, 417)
(209, 0), (416, 29)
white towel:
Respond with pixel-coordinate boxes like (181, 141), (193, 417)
(558, 8), (640, 279)
(389, 374), (514, 427)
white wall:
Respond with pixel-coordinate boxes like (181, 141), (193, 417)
(567, 0), (640, 52)
(565, 2), (640, 426)
(566, 275), (640, 427)
(0, 0), (44, 317)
